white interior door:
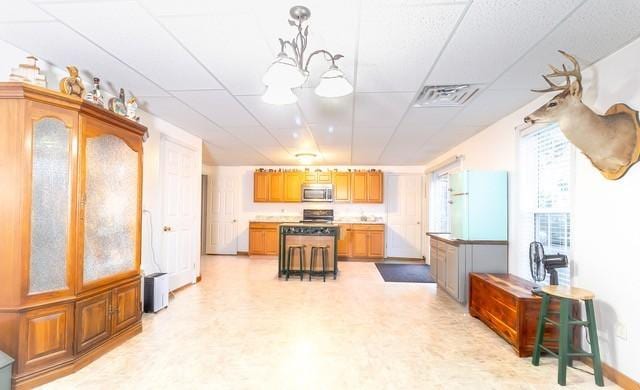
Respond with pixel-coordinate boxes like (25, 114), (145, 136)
(386, 174), (423, 259)
(206, 174), (238, 254)
(161, 138), (197, 291)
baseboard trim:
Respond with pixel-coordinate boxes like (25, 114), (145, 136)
(237, 251), (249, 256)
(579, 357), (639, 389)
(196, 275), (202, 283)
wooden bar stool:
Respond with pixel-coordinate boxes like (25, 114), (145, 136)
(285, 245), (306, 281)
(309, 245), (330, 282)
(532, 285), (604, 387)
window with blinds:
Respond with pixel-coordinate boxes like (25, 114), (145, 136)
(518, 124), (572, 286)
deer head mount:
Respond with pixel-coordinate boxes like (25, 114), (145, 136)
(524, 50), (640, 180)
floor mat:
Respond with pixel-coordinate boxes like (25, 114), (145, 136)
(375, 263), (435, 283)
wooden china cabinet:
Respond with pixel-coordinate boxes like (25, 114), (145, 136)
(0, 83), (145, 389)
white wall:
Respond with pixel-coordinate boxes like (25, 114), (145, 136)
(204, 165), (427, 254)
(425, 38), (640, 381)
(0, 40), (204, 280)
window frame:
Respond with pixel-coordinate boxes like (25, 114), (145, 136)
(516, 123), (576, 286)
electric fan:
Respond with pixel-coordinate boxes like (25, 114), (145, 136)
(529, 241), (569, 294)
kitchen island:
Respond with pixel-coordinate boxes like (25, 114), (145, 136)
(278, 223), (340, 279)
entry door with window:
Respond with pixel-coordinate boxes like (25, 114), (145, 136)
(161, 138), (197, 291)
(206, 174), (238, 254)
(386, 174), (423, 258)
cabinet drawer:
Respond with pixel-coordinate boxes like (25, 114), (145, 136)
(350, 224), (384, 231)
(249, 222), (280, 229)
(19, 303), (74, 374)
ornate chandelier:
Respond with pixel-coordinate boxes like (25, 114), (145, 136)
(262, 5), (354, 105)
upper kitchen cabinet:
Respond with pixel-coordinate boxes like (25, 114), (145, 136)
(450, 171), (508, 241)
(283, 172), (304, 202)
(304, 171), (332, 184)
(269, 172), (285, 202)
(352, 171), (383, 203)
(332, 172), (351, 202)
(254, 172), (270, 202)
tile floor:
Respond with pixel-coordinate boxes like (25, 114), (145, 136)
(41, 255), (617, 389)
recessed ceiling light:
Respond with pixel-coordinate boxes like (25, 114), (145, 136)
(295, 152), (316, 165)
(292, 132), (299, 139)
(328, 126), (334, 133)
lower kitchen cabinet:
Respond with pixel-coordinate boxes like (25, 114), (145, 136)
(345, 224), (385, 260)
(429, 234), (508, 304)
(248, 222), (280, 256)
(337, 224), (351, 257)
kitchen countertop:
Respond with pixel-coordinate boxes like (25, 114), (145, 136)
(427, 232), (508, 246)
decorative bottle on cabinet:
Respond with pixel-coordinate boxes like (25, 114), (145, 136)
(0, 82), (145, 389)
(449, 170), (507, 241)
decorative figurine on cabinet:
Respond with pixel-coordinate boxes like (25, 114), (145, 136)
(59, 65), (85, 98)
(108, 88), (127, 116)
(9, 56), (47, 87)
(126, 95), (140, 122)
(85, 77), (105, 107)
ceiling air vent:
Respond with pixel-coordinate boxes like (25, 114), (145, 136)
(413, 84), (482, 107)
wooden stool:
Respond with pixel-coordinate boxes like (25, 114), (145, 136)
(285, 245), (306, 281)
(309, 245), (330, 282)
(532, 285), (604, 387)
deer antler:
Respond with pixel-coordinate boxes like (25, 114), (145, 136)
(532, 50), (582, 96)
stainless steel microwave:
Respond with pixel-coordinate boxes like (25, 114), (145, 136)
(301, 184), (334, 202)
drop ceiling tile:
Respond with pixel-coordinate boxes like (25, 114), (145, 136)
(318, 145), (351, 165)
(400, 107), (462, 128)
(172, 90), (259, 127)
(296, 89), (353, 126)
(41, 1), (221, 91)
(493, 0), (640, 90)
(426, 0), (582, 84)
(354, 93), (414, 127)
(450, 89), (537, 127)
(204, 142), (272, 165)
(160, 13), (274, 95)
(0, 22), (166, 96)
(0, 0), (53, 22)
(226, 127), (282, 149)
(138, 0), (247, 16)
(309, 124), (351, 146)
(139, 96), (235, 145)
(235, 95), (304, 129)
(356, 2), (465, 92)
(351, 127), (395, 164)
(269, 128), (318, 151)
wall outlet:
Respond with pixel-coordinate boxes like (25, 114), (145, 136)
(614, 322), (627, 340)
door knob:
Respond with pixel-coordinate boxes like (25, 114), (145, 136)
(163, 226), (172, 232)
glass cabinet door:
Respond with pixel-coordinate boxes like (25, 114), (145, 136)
(29, 118), (71, 294)
(83, 134), (139, 284)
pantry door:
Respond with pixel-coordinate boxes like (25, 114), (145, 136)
(386, 174), (423, 259)
(161, 137), (198, 291)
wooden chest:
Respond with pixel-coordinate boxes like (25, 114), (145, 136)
(469, 273), (559, 357)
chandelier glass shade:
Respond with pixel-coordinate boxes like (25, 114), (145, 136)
(261, 84), (299, 105)
(315, 65), (354, 98)
(262, 53), (307, 88)
(262, 6), (353, 105)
